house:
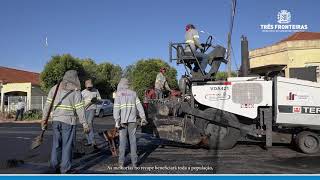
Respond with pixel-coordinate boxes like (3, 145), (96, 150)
(0, 66), (46, 112)
(249, 32), (320, 81)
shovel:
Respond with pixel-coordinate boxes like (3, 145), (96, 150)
(31, 81), (61, 150)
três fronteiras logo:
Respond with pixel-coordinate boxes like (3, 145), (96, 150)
(260, 9), (308, 32)
(277, 10), (291, 24)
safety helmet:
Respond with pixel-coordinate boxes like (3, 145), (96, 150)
(185, 24), (195, 31)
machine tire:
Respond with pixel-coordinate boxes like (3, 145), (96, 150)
(98, 110), (104, 118)
(204, 109), (240, 150)
(295, 131), (320, 154)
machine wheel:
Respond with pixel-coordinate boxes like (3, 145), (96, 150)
(98, 110), (104, 118)
(295, 131), (320, 154)
(204, 109), (240, 150)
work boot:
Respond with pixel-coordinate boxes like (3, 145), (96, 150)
(55, 168), (61, 174)
(119, 163), (124, 168)
(64, 168), (78, 174)
(93, 144), (99, 150)
(132, 163), (138, 168)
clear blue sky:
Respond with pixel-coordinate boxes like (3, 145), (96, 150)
(0, 0), (319, 76)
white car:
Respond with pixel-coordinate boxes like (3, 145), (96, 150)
(95, 99), (113, 117)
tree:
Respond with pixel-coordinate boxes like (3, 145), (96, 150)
(95, 63), (122, 99)
(215, 71), (237, 80)
(126, 59), (178, 99)
(79, 58), (98, 81)
(41, 55), (122, 98)
(75, 59), (122, 98)
(40, 54), (85, 93)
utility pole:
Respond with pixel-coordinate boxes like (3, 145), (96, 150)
(227, 33), (232, 77)
(227, 0), (236, 77)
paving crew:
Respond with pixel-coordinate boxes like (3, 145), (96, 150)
(154, 67), (172, 99)
(81, 79), (101, 149)
(113, 78), (147, 167)
(185, 24), (209, 74)
(15, 98), (25, 121)
(41, 70), (90, 174)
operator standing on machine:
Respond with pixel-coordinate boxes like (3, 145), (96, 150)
(185, 24), (209, 75)
(154, 67), (172, 99)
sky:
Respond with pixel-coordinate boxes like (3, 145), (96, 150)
(0, 0), (319, 76)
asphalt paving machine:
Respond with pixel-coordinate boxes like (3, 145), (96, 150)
(144, 35), (320, 154)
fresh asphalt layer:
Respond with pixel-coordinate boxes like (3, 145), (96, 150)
(0, 116), (320, 174)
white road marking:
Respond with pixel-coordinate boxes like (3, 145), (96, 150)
(16, 137), (31, 140)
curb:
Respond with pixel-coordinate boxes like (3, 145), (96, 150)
(0, 120), (41, 124)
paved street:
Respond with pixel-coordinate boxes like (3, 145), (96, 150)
(0, 116), (320, 174)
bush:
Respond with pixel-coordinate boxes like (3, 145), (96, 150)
(0, 112), (15, 120)
(24, 109), (43, 120)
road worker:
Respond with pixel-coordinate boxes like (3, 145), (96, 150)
(41, 70), (90, 174)
(185, 24), (209, 75)
(81, 79), (101, 149)
(113, 78), (147, 167)
(154, 67), (172, 99)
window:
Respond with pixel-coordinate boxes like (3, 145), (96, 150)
(103, 100), (110, 105)
(96, 101), (102, 105)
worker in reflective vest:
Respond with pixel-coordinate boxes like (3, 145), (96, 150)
(41, 70), (90, 174)
(154, 67), (172, 99)
(185, 24), (209, 74)
(113, 78), (147, 167)
(81, 79), (101, 149)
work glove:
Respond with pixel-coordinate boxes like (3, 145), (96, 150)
(83, 123), (90, 134)
(140, 118), (148, 126)
(115, 121), (120, 129)
(41, 120), (48, 131)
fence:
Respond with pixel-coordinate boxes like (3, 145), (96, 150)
(4, 96), (47, 112)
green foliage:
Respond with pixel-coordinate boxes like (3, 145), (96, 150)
(79, 59), (98, 80)
(24, 109), (43, 120)
(95, 63), (122, 99)
(126, 59), (178, 99)
(215, 71), (237, 80)
(40, 54), (239, 99)
(40, 54), (85, 92)
(41, 54), (123, 98)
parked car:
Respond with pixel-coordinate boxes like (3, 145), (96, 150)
(95, 99), (113, 117)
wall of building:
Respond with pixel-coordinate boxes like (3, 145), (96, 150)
(249, 40), (320, 77)
(0, 83), (31, 112)
(0, 83), (47, 112)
